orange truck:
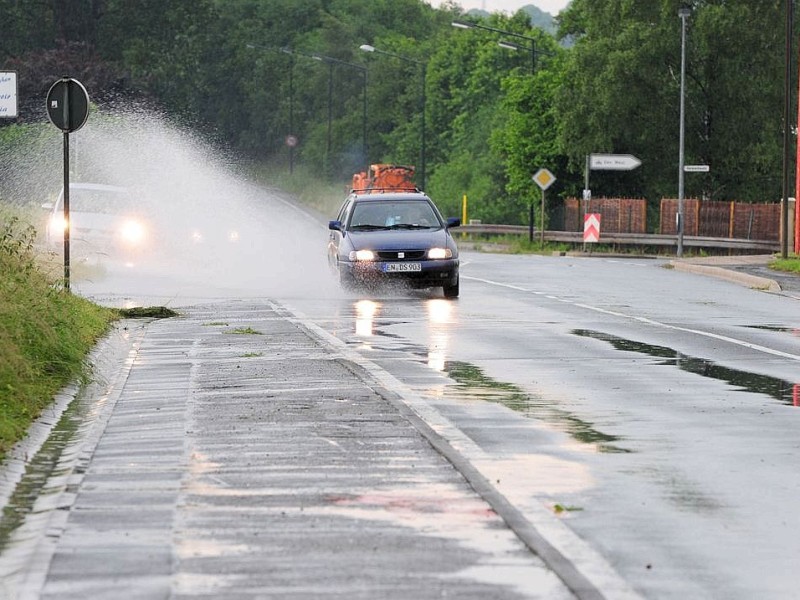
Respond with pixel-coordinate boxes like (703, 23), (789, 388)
(351, 164), (417, 193)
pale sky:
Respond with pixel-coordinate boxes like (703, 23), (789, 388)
(428, 0), (570, 17)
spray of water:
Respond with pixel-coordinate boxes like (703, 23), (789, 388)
(1, 108), (339, 305)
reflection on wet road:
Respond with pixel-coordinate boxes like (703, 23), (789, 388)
(312, 253), (800, 600)
(444, 361), (630, 453)
(16, 170), (800, 599)
(574, 329), (800, 407)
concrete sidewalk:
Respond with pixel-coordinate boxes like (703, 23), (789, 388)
(2, 302), (579, 600)
(670, 254), (800, 297)
(670, 254), (782, 292)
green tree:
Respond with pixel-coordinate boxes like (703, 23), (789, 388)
(557, 0), (792, 207)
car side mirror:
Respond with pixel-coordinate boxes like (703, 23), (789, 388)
(328, 220), (342, 231)
(446, 217), (461, 229)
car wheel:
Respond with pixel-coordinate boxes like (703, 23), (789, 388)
(443, 278), (459, 298)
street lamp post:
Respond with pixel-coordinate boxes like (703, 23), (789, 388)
(278, 48), (367, 175)
(781, 0), (793, 258)
(452, 20), (540, 74)
(498, 41), (535, 75)
(453, 20), (547, 237)
(311, 54), (368, 173)
(677, 6), (690, 257)
(247, 44), (297, 173)
(360, 44), (427, 190)
(314, 56), (335, 167)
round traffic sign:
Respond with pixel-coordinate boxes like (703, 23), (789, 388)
(46, 78), (89, 133)
(286, 135), (298, 148)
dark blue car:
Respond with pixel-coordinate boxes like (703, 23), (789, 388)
(328, 192), (460, 297)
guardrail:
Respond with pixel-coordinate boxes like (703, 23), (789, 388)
(456, 224), (780, 252)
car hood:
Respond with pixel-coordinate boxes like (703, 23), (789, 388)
(66, 212), (120, 233)
(347, 228), (451, 251)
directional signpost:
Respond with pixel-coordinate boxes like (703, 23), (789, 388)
(532, 168), (556, 244)
(583, 153), (641, 247)
(589, 153), (642, 170)
(46, 78), (90, 291)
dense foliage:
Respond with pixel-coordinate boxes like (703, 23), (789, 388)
(0, 0), (795, 227)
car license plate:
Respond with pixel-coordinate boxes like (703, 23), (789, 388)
(384, 262), (421, 273)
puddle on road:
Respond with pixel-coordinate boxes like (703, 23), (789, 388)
(0, 384), (95, 553)
(573, 329), (800, 407)
(744, 324), (800, 336)
(341, 299), (628, 452)
(443, 361), (630, 454)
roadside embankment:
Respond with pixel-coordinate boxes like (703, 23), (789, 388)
(0, 213), (115, 461)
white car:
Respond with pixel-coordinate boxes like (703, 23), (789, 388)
(43, 183), (152, 263)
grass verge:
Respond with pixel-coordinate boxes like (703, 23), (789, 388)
(0, 211), (116, 462)
(769, 256), (800, 274)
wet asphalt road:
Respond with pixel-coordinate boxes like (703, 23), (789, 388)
(1, 303), (577, 599)
(3, 183), (800, 599)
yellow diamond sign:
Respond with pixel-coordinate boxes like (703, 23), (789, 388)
(532, 168), (556, 191)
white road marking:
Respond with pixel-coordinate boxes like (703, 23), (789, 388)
(464, 275), (800, 362)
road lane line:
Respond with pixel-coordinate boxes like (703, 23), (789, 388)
(464, 275), (800, 362)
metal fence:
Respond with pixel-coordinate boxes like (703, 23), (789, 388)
(560, 197), (780, 242)
(563, 198), (648, 234)
(659, 199), (780, 241)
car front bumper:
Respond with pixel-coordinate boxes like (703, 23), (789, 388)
(341, 258), (459, 288)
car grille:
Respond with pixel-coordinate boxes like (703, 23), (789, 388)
(377, 250), (426, 260)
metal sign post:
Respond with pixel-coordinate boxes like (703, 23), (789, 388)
(582, 153), (641, 245)
(46, 78), (90, 291)
(532, 168), (556, 245)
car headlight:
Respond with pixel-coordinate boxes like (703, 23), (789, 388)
(120, 219), (146, 245)
(49, 214), (67, 237)
(349, 249), (375, 261)
(428, 247), (452, 260)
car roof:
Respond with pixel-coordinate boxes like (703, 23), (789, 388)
(350, 192), (432, 202)
(67, 183), (129, 193)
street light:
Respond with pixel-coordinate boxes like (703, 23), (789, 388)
(497, 41), (535, 75)
(781, 0), (793, 258)
(677, 6), (690, 257)
(453, 20), (548, 237)
(278, 48), (367, 175)
(312, 55), (334, 163)
(247, 44), (297, 173)
(311, 54), (368, 173)
(451, 20), (539, 74)
(360, 44), (427, 190)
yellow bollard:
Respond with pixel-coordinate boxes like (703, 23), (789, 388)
(461, 194), (468, 239)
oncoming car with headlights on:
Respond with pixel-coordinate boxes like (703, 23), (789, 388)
(328, 191), (461, 297)
(43, 183), (152, 266)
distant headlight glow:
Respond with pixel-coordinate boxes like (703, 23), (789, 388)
(349, 249), (375, 261)
(120, 219), (146, 245)
(428, 247), (452, 260)
(49, 214), (67, 237)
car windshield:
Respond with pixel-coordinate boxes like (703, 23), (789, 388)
(349, 200), (439, 230)
(64, 188), (137, 214)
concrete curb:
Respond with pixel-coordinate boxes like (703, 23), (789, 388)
(669, 260), (781, 292)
